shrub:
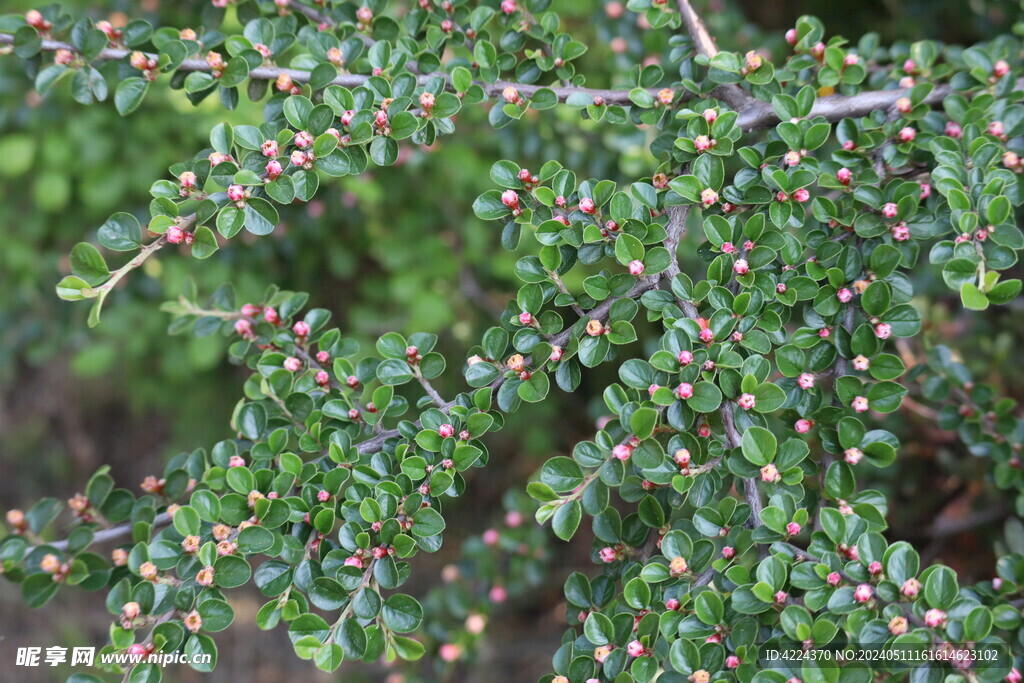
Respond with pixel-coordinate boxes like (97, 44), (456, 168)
(2, 0), (1024, 680)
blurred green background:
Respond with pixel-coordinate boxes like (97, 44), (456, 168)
(0, 0), (1022, 680)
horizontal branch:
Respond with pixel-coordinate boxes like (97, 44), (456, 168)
(44, 512), (171, 551)
(6, 34), (994, 127)
(0, 34), (658, 107)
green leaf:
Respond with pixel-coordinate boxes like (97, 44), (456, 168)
(382, 594), (423, 633)
(518, 371), (550, 402)
(923, 565), (958, 610)
(630, 407), (658, 440)
(70, 242), (110, 286)
(115, 77), (148, 116)
(741, 427), (777, 466)
(552, 499), (582, 541)
(411, 507), (445, 537)
(191, 226), (219, 259)
(960, 282), (989, 310)
(244, 198), (279, 235)
(540, 457), (583, 492)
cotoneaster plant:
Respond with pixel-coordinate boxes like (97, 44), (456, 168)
(2, 0), (1024, 681)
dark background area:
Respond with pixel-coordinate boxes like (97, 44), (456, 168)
(0, 0), (1022, 680)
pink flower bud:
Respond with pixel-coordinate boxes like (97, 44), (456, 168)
(294, 131), (314, 148)
(501, 0), (516, 12)
(678, 350), (694, 365)
(694, 135), (713, 152)
(837, 167), (852, 185)
(745, 51), (762, 71)
(886, 621), (915, 644)
(786, 522), (801, 536)
(234, 319), (253, 337)
(265, 160), (283, 179)
(290, 150), (307, 166)
(700, 188), (718, 206)
(166, 226), (185, 244)
(945, 121), (962, 138)
(518, 312), (533, 325)
(897, 127), (916, 143)
(284, 357), (302, 372)
(263, 307), (279, 324)
(438, 424), (455, 439)
(665, 598), (681, 610)
(356, 6), (373, 23)
(628, 260), (645, 275)
(988, 120), (1005, 137)
(868, 561), (883, 575)
(827, 572), (842, 586)
(733, 259), (749, 275)
(797, 373), (815, 389)
(774, 590), (788, 604)
(874, 323), (891, 339)
(844, 54), (859, 66)
(726, 655), (741, 669)
(482, 528), (499, 545)
(722, 546), (736, 559)
(674, 449), (691, 467)
(229, 455), (245, 467)
(852, 355), (870, 371)
(501, 189), (520, 211)
(316, 370), (330, 386)
(854, 583), (873, 603)
(419, 92), (435, 111)
(795, 419), (813, 433)
(785, 28), (798, 46)
(721, 242), (736, 254)
(776, 283), (787, 294)
(1007, 667), (1023, 683)
(919, 182), (931, 199)
(837, 288), (853, 303)
(699, 328), (714, 343)
(612, 444), (633, 461)
(599, 547), (618, 563)
(760, 463), (780, 482)
(648, 384), (659, 396)
(924, 608), (946, 628)
(675, 383), (694, 400)
(627, 640), (645, 658)
(292, 321), (310, 337)
(994, 59), (1011, 78)
(579, 197), (597, 214)
(901, 578), (921, 597)
(549, 346), (564, 362)
(891, 222), (911, 241)
(842, 140), (856, 151)
(739, 393), (757, 411)
(881, 202), (898, 218)
(844, 447), (863, 465)
(703, 108), (718, 123)
(784, 150), (801, 166)
(852, 396), (869, 412)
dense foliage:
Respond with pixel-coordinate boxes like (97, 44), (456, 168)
(2, 0), (1024, 681)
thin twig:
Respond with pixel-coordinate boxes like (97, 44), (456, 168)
(42, 512), (172, 551)
(674, 0), (750, 110)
